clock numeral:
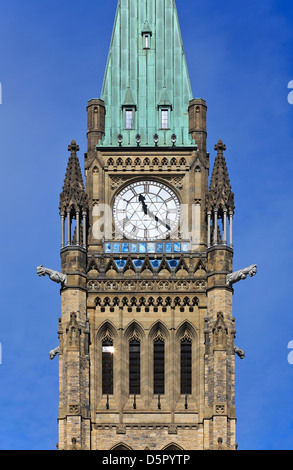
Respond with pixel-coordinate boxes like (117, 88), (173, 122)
(131, 226), (139, 236)
(123, 217), (130, 227)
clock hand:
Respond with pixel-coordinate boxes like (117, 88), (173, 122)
(138, 194), (171, 230)
(147, 208), (171, 231)
(138, 194), (148, 214)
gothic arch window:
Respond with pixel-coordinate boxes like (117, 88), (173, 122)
(134, 157), (141, 166)
(102, 338), (114, 395)
(170, 157), (177, 166)
(154, 337), (165, 395)
(162, 157), (168, 166)
(179, 158), (186, 166)
(125, 157), (132, 166)
(180, 337), (192, 395)
(107, 158), (114, 166)
(116, 157), (123, 166)
(143, 157), (150, 165)
(163, 444), (184, 450)
(152, 157), (159, 166)
(129, 338), (141, 395)
(111, 443), (133, 450)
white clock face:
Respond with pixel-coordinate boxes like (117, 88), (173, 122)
(113, 181), (180, 240)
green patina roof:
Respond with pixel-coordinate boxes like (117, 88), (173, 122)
(99, 0), (194, 148)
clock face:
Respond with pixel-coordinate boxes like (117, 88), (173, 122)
(113, 180), (180, 240)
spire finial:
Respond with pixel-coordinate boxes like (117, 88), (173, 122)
(68, 140), (80, 154)
(214, 139), (226, 153)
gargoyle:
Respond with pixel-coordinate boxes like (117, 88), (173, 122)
(49, 346), (60, 360)
(226, 264), (257, 287)
(37, 265), (67, 287)
(234, 346), (245, 359)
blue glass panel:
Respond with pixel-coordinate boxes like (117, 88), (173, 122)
(147, 243), (156, 253)
(182, 242), (189, 252)
(122, 243), (129, 253)
(165, 243), (172, 253)
(139, 243), (146, 253)
(105, 243), (112, 253)
(174, 242), (181, 253)
(168, 259), (179, 269)
(133, 259), (143, 269)
(130, 243), (138, 253)
(115, 259), (126, 269)
(113, 243), (120, 253)
(156, 243), (164, 253)
(150, 259), (160, 269)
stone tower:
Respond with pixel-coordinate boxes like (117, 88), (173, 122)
(38, 0), (257, 451)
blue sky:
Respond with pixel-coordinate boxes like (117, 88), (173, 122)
(0, 0), (293, 450)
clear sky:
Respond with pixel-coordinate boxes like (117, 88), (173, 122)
(0, 0), (293, 450)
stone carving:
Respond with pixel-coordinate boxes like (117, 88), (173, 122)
(105, 280), (119, 290)
(193, 280), (206, 291)
(87, 280), (100, 290)
(37, 265), (67, 287)
(109, 176), (124, 190)
(123, 281), (136, 290)
(49, 346), (59, 360)
(215, 405), (225, 415)
(226, 264), (257, 287)
(234, 346), (245, 359)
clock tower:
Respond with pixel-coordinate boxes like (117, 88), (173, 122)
(53, 0), (250, 451)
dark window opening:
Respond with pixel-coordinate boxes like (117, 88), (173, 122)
(102, 339), (114, 395)
(154, 338), (165, 395)
(129, 339), (141, 395)
(181, 338), (192, 395)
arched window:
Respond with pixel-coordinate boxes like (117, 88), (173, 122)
(163, 444), (183, 450)
(129, 339), (141, 395)
(180, 338), (192, 395)
(102, 338), (114, 395)
(154, 338), (165, 395)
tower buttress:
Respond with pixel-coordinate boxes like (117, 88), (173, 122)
(203, 141), (236, 450)
(58, 141), (90, 450)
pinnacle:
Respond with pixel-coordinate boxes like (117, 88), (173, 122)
(59, 140), (88, 214)
(206, 140), (235, 213)
(63, 140), (84, 191)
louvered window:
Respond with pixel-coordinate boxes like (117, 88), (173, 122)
(129, 339), (140, 395)
(154, 338), (165, 394)
(181, 338), (192, 395)
(102, 339), (114, 395)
